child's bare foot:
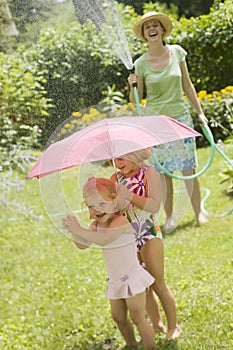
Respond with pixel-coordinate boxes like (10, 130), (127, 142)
(197, 212), (208, 224)
(165, 325), (182, 341)
(164, 217), (175, 232)
(153, 324), (166, 334)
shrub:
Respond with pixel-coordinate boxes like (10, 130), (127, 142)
(1, 0), (232, 158)
(171, 0), (233, 92)
(25, 21), (129, 145)
(191, 86), (233, 147)
(0, 52), (53, 170)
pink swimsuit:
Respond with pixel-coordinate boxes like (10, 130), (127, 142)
(102, 233), (154, 299)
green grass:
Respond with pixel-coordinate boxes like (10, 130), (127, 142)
(0, 147), (233, 349)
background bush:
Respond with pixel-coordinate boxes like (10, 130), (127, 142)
(0, 52), (53, 169)
(25, 22), (129, 145)
(0, 0), (232, 155)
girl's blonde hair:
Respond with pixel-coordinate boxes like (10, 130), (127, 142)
(121, 147), (152, 166)
(83, 177), (126, 213)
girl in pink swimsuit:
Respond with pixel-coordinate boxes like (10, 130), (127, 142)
(62, 177), (156, 350)
(111, 149), (182, 341)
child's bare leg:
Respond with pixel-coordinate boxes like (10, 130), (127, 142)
(110, 299), (137, 347)
(146, 287), (166, 333)
(127, 291), (156, 350)
(140, 239), (182, 341)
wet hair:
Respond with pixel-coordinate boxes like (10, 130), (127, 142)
(83, 177), (126, 213)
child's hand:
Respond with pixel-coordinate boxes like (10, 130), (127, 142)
(62, 215), (81, 234)
(116, 183), (132, 201)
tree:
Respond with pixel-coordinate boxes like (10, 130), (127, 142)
(174, 0), (214, 18)
(117, 0), (215, 17)
(116, 0), (144, 14)
(8, 0), (52, 34)
(0, 0), (19, 51)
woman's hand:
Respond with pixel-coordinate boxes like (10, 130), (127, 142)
(198, 113), (208, 125)
(128, 73), (138, 87)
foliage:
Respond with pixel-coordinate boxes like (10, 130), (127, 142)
(174, 0), (233, 92)
(1, 0), (233, 162)
(100, 84), (127, 107)
(170, 0), (214, 17)
(24, 21), (129, 145)
(12, 0), (76, 45)
(47, 103), (137, 145)
(0, 1), (18, 52)
(8, 0), (53, 34)
(0, 51), (53, 169)
(117, 0), (214, 17)
(0, 146), (233, 349)
(191, 86), (233, 147)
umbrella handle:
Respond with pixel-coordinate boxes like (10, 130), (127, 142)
(112, 158), (119, 182)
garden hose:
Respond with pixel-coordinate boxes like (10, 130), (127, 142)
(129, 68), (142, 116)
(201, 187), (233, 217)
(202, 125), (233, 168)
(132, 83), (142, 116)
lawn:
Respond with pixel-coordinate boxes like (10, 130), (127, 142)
(0, 146), (233, 350)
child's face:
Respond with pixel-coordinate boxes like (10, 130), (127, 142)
(114, 157), (139, 177)
(85, 192), (116, 223)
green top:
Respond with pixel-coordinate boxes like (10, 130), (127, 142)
(134, 44), (190, 118)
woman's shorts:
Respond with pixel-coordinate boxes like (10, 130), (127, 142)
(149, 114), (198, 173)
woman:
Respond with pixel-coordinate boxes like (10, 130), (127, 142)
(128, 11), (208, 231)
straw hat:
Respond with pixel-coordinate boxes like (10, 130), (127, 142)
(133, 11), (173, 42)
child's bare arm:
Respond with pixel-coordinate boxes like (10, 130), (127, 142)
(116, 167), (161, 213)
(62, 214), (131, 246)
(72, 235), (90, 250)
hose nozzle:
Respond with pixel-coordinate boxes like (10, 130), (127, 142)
(128, 66), (137, 88)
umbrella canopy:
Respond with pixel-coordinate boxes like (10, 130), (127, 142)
(26, 115), (201, 179)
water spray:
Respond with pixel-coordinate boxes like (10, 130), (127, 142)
(73, 0), (134, 70)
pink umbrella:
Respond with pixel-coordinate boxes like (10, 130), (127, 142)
(26, 115), (201, 179)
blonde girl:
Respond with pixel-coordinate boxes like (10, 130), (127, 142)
(110, 150), (182, 340)
(62, 177), (156, 350)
